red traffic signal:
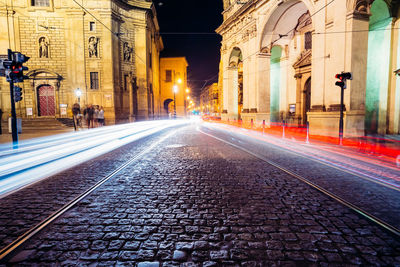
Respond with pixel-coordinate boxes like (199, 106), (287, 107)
(335, 72), (352, 89)
(8, 60), (29, 83)
(335, 72), (352, 81)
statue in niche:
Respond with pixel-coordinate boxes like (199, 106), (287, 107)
(123, 42), (133, 62)
(39, 37), (49, 58)
(88, 37), (99, 58)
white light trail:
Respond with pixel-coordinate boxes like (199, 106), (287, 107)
(0, 120), (188, 197)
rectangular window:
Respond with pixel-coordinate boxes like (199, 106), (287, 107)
(305, 32), (312, 50)
(165, 70), (172, 82)
(89, 22), (96, 32)
(31, 0), (50, 6)
(90, 72), (99, 90)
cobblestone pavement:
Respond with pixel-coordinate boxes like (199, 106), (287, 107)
(4, 125), (400, 266)
(200, 124), (400, 230)
(0, 127), (175, 249)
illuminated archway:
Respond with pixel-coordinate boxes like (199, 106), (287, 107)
(260, 0), (313, 124)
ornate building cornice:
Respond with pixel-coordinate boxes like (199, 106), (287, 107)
(216, 0), (256, 35)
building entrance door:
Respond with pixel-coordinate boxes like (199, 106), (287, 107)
(37, 85), (56, 116)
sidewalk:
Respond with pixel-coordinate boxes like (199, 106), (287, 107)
(0, 122), (75, 144)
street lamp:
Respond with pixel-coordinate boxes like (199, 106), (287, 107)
(173, 85), (178, 119)
(75, 88), (82, 104)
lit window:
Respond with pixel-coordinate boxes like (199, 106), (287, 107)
(90, 72), (99, 90)
(31, 0), (50, 6)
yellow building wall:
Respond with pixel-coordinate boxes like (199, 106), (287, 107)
(160, 57), (189, 118)
(0, 0), (162, 123)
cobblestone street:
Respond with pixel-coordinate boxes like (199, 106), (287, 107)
(2, 125), (400, 266)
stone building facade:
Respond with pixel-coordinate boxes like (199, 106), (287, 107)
(217, 0), (400, 137)
(159, 57), (189, 118)
(0, 0), (163, 123)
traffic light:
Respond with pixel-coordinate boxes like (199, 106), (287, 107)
(335, 72), (352, 89)
(4, 52), (29, 83)
(13, 86), (23, 102)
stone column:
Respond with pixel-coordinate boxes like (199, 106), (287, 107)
(222, 66), (229, 115)
(387, 19), (400, 134)
(389, 19), (400, 134)
(242, 59), (249, 114)
(345, 15), (369, 112)
(248, 53), (257, 114)
(255, 52), (271, 121)
(294, 73), (302, 118)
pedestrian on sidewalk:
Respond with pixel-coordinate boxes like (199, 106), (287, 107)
(84, 104), (94, 129)
(98, 106), (105, 126)
(72, 103), (80, 131)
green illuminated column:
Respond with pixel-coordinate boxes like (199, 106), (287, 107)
(270, 46), (282, 123)
(365, 0), (392, 134)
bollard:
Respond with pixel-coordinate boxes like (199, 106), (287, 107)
(251, 118), (253, 129)
(262, 120), (265, 135)
(306, 121), (309, 144)
(282, 120), (285, 139)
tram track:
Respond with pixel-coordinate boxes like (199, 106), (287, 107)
(198, 128), (400, 239)
(0, 127), (179, 262)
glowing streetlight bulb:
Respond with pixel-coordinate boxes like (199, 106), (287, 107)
(173, 85), (178, 93)
(185, 88), (190, 93)
(177, 78), (182, 84)
(75, 88), (82, 97)
(187, 96), (190, 100)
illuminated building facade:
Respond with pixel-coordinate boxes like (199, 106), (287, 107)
(200, 83), (220, 116)
(0, 0), (163, 123)
(217, 0), (400, 136)
(160, 57), (189, 118)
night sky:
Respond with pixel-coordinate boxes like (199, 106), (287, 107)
(154, 0), (223, 96)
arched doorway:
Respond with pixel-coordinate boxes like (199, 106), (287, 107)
(260, 0), (313, 125)
(164, 98), (173, 117)
(228, 47), (243, 120)
(37, 84), (55, 116)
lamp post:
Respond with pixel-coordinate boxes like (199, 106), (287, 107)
(173, 85), (178, 119)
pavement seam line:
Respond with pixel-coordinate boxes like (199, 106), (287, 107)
(198, 128), (400, 238)
(0, 127), (178, 262)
